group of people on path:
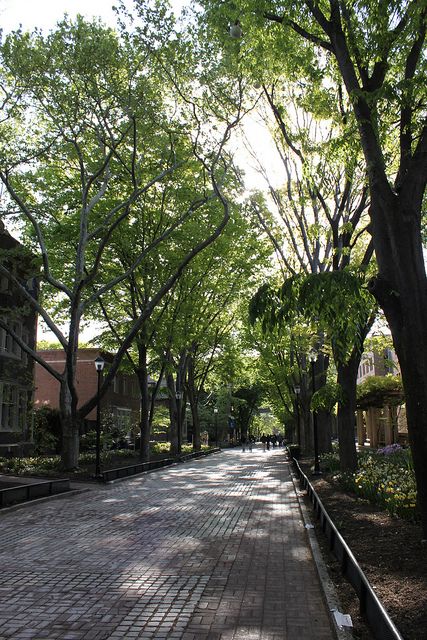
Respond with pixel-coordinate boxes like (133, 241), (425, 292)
(240, 433), (284, 452)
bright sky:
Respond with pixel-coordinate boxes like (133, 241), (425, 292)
(0, 0), (120, 32)
(0, 0), (189, 32)
(0, 2), (281, 344)
(0, 0), (282, 192)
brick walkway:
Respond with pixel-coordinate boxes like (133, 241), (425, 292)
(0, 447), (335, 639)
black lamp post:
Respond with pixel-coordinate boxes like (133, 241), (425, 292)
(214, 407), (218, 446)
(294, 385), (301, 446)
(94, 355), (105, 479)
(308, 349), (321, 475)
(176, 390), (183, 453)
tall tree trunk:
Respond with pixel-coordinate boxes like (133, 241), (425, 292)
(335, 314), (373, 473)
(317, 409), (333, 455)
(369, 190), (427, 535)
(316, 354), (332, 455)
(166, 370), (179, 457)
(299, 379), (312, 455)
(138, 343), (150, 463)
(190, 401), (201, 451)
(59, 381), (79, 470)
(187, 352), (201, 451)
(307, 356), (332, 457)
(336, 354), (360, 473)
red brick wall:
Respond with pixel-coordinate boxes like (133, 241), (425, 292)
(34, 349), (140, 422)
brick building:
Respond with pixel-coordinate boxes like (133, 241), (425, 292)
(34, 348), (141, 434)
(0, 222), (37, 456)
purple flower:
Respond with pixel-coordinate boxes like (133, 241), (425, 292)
(377, 443), (402, 456)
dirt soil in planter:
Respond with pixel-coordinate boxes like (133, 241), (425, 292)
(298, 459), (427, 640)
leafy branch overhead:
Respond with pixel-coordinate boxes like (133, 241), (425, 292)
(249, 270), (376, 362)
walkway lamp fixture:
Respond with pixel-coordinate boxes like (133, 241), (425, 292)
(308, 349), (321, 475)
(214, 407), (219, 446)
(94, 355), (105, 479)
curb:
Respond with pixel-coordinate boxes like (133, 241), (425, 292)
(0, 487), (92, 515)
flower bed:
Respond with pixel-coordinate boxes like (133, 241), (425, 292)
(321, 444), (418, 521)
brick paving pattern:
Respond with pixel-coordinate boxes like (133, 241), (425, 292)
(0, 447), (335, 639)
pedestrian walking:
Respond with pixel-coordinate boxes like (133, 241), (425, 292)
(260, 433), (267, 451)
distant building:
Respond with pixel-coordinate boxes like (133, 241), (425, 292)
(357, 346), (399, 384)
(0, 222), (37, 456)
(356, 343), (406, 447)
(34, 348), (141, 434)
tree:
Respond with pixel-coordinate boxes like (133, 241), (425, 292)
(242, 86), (374, 468)
(0, 15), (241, 469)
(248, 0), (427, 536)
(149, 207), (266, 455)
(199, 3), (427, 531)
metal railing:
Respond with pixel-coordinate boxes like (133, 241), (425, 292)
(0, 478), (70, 508)
(293, 458), (404, 640)
(101, 458), (173, 483)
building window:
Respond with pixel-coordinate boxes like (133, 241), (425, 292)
(0, 326), (6, 353)
(21, 330), (29, 365)
(12, 323), (21, 358)
(0, 322), (23, 359)
(18, 390), (28, 432)
(0, 275), (9, 292)
(384, 348), (395, 374)
(0, 383), (28, 433)
(0, 383), (16, 431)
(115, 407), (132, 432)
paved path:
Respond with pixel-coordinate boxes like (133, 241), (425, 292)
(0, 447), (335, 640)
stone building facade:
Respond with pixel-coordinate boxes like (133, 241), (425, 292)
(0, 222), (37, 456)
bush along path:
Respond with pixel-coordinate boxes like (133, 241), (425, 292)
(0, 444), (212, 484)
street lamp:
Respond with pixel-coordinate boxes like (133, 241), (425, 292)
(94, 355), (105, 479)
(214, 407), (218, 446)
(308, 349), (321, 475)
(176, 390), (183, 453)
(294, 385), (301, 446)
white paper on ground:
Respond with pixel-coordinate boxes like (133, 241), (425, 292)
(331, 609), (353, 628)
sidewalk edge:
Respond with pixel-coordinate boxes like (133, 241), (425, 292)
(0, 487), (92, 515)
(288, 460), (354, 640)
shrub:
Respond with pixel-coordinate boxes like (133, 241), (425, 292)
(0, 455), (62, 475)
(150, 442), (171, 456)
(338, 447), (418, 521)
(32, 407), (62, 454)
(319, 451), (341, 473)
